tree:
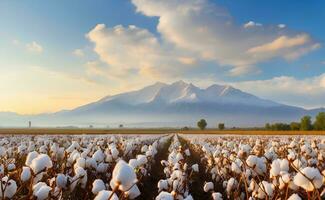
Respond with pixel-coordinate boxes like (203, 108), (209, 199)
(218, 123), (225, 130)
(265, 123), (271, 130)
(290, 122), (300, 130)
(197, 119), (207, 130)
(300, 115), (312, 130)
(314, 112), (325, 130)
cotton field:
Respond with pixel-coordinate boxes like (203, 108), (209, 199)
(0, 134), (325, 200)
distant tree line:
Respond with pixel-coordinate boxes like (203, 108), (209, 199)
(265, 112), (325, 131)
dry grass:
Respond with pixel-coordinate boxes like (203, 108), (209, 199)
(0, 128), (325, 135)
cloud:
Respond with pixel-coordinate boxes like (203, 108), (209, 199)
(131, 0), (320, 75)
(26, 41), (43, 53)
(243, 21), (262, 28)
(232, 74), (325, 108)
(73, 49), (85, 57)
(87, 24), (195, 80)
(278, 24), (286, 29)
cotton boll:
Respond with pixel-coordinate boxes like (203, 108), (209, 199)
(0, 146), (6, 157)
(0, 164), (4, 176)
(293, 167), (323, 191)
(257, 181), (273, 199)
(125, 184), (141, 199)
(7, 163), (16, 171)
(184, 194), (193, 200)
(129, 159), (139, 168)
(92, 179), (106, 195)
(184, 149), (191, 156)
(111, 147), (119, 159)
(86, 157), (97, 169)
(33, 182), (52, 200)
(288, 193), (302, 200)
(21, 166), (32, 182)
(212, 192), (223, 200)
(203, 182), (214, 192)
(110, 160), (137, 192)
(26, 151), (39, 167)
(97, 163), (109, 173)
(157, 179), (169, 192)
(137, 155), (148, 166)
(94, 190), (119, 200)
(30, 154), (53, 174)
(92, 149), (104, 163)
(0, 177), (17, 199)
(156, 191), (174, 200)
(191, 164), (199, 172)
(74, 167), (88, 188)
(74, 157), (86, 169)
(56, 174), (67, 189)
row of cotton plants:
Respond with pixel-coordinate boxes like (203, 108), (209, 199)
(0, 134), (170, 199)
(183, 134), (325, 199)
(156, 134), (199, 200)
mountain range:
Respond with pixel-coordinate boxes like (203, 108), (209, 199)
(1, 80), (324, 128)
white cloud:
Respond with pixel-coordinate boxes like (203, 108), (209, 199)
(73, 48), (85, 57)
(243, 21), (262, 28)
(278, 24), (286, 29)
(232, 74), (325, 108)
(131, 0), (320, 75)
(26, 41), (43, 53)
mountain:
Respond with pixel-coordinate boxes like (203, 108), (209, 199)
(0, 81), (323, 127)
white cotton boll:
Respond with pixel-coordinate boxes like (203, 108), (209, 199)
(110, 160), (137, 191)
(56, 174), (67, 189)
(33, 172), (45, 184)
(97, 163), (108, 173)
(66, 141), (80, 153)
(0, 164), (4, 176)
(92, 149), (104, 163)
(0, 177), (17, 199)
(7, 163), (16, 171)
(160, 160), (169, 167)
(141, 145), (148, 153)
(74, 167), (88, 188)
(203, 182), (214, 192)
(129, 159), (139, 168)
(125, 184), (141, 199)
(257, 181), (273, 199)
(184, 149), (191, 156)
(176, 152), (184, 162)
(86, 157), (97, 169)
(21, 166), (32, 182)
(157, 179), (169, 192)
(26, 151), (39, 167)
(94, 190), (119, 200)
(212, 192), (223, 200)
(156, 191), (174, 200)
(293, 167), (323, 191)
(226, 178), (237, 193)
(30, 154), (53, 174)
(270, 159), (281, 177)
(0, 146), (6, 157)
(74, 157), (86, 169)
(145, 149), (154, 157)
(288, 193), (302, 200)
(137, 155), (148, 166)
(92, 179), (106, 195)
(111, 147), (119, 159)
(172, 179), (180, 191)
(33, 182), (52, 200)
(191, 164), (199, 172)
(231, 159), (242, 174)
(39, 145), (47, 154)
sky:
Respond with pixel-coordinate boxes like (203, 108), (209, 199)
(0, 0), (324, 114)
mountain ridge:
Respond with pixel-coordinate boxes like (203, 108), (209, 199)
(0, 81), (323, 127)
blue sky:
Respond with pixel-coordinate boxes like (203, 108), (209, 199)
(0, 0), (324, 114)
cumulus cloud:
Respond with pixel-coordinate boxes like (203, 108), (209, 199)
(73, 49), (85, 57)
(232, 74), (325, 108)
(131, 0), (320, 75)
(85, 0), (320, 81)
(26, 41), (43, 53)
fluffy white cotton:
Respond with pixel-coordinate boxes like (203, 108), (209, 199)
(0, 177), (17, 198)
(94, 190), (118, 200)
(191, 164), (199, 172)
(288, 193), (302, 200)
(26, 151), (39, 166)
(257, 181), (273, 199)
(110, 160), (137, 191)
(21, 166), (32, 182)
(33, 182), (52, 200)
(92, 179), (106, 194)
(156, 191), (174, 200)
(203, 182), (214, 192)
(293, 167), (323, 191)
(56, 174), (67, 189)
(158, 179), (169, 191)
(125, 184), (141, 199)
(137, 155), (148, 166)
(129, 159), (139, 168)
(212, 192), (223, 200)
(30, 154), (53, 174)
